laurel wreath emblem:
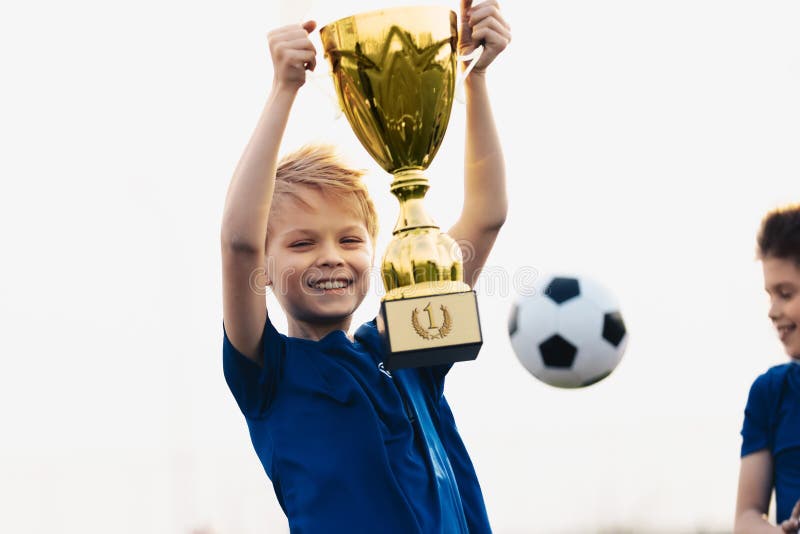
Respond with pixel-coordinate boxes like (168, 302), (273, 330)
(411, 305), (453, 340)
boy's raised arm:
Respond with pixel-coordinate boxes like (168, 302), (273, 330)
(447, 0), (511, 287)
(221, 21), (317, 250)
(220, 21), (316, 364)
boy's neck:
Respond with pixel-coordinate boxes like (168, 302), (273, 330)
(287, 316), (354, 341)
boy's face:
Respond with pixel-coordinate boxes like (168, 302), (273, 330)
(266, 187), (374, 328)
(763, 256), (800, 359)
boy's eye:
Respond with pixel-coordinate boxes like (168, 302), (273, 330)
(342, 237), (363, 244)
(289, 241), (312, 248)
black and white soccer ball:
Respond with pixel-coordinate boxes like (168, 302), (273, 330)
(508, 273), (628, 388)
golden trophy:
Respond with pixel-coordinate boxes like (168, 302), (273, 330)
(320, 6), (482, 370)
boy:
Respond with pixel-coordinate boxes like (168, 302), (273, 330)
(735, 204), (800, 533)
(219, 1), (510, 532)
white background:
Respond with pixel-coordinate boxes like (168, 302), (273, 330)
(2, 0), (799, 532)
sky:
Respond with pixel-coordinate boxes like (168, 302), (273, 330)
(1, 0), (799, 532)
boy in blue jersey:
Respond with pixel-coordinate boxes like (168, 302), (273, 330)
(735, 204), (800, 534)
(219, 1), (510, 532)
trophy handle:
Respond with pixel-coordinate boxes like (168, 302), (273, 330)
(455, 44), (484, 104)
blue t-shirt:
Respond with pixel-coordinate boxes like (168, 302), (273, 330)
(222, 314), (492, 534)
(740, 361), (800, 523)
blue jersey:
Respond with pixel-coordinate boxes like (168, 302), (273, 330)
(222, 314), (491, 533)
(740, 361), (800, 523)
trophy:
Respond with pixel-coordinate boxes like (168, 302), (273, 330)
(320, 6), (482, 370)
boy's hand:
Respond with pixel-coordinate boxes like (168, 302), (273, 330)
(459, 0), (511, 74)
(268, 20), (317, 91)
(781, 500), (800, 533)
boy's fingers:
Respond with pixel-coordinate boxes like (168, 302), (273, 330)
(271, 41), (315, 64)
(284, 36), (317, 53)
(270, 21), (315, 40)
(468, 3), (510, 31)
(792, 499), (800, 518)
(460, 1), (473, 39)
(270, 23), (305, 37)
(780, 517), (799, 533)
(282, 49), (316, 70)
(469, 0), (498, 10)
(302, 20), (317, 34)
(269, 28), (313, 48)
(460, 0), (473, 18)
(470, 20), (512, 48)
(471, 17), (512, 41)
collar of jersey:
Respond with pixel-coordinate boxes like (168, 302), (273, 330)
(287, 328), (351, 346)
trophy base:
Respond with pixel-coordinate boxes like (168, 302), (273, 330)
(377, 290), (483, 370)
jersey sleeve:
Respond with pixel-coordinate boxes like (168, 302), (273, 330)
(222, 313), (285, 419)
(741, 372), (772, 457)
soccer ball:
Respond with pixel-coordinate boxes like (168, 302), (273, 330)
(508, 273), (628, 388)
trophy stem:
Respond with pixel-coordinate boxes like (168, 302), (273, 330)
(390, 169), (439, 235)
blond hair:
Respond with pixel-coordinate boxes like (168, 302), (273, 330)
(266, 144), (379, 249)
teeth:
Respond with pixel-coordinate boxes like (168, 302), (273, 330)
(313, 280), (348, 289)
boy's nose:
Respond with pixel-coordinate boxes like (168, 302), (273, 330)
(315, 242), (345, 268)
(768, 300), (782, 321)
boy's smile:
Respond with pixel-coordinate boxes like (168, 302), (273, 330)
(266, 186), (374, 339)
(305, 273), (355, 295)
(763, 256), (800, 359)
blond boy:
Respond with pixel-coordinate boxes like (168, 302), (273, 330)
(220, 2), (510, 531)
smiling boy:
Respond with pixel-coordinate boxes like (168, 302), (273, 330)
(735, 204), (800, 534)
(219, 2), (510, 532)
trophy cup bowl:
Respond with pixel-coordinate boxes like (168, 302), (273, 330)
(320, 6), (482, 369)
